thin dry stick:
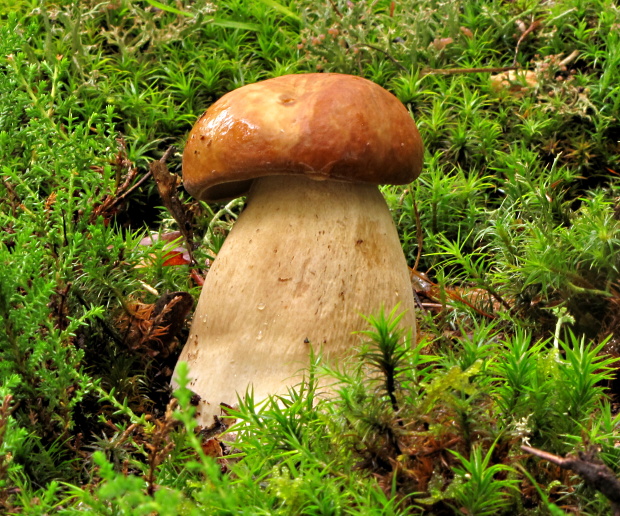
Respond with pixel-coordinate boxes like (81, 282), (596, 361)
(351, 40), (520, 77)
(513, 19), (542, 67)
(522, 445), (620, 516)
(112, 169), (153, 205)
(327, 0), (342, 18)
(424, 16), (540, 77)
(408, 195), (427, 314)
(353, 43), (409, 72)
(559, 50), (580, 68)
(412, 197), (423, 273)
(355, 14), (550, 79)
(421, 65), (518, 77)
(410, 270), (497, 319)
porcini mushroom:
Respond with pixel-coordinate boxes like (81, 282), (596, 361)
(174, 73), (423, 425)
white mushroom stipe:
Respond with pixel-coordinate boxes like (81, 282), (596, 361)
(178, 176), (417, 424)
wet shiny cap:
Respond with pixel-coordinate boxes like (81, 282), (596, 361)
(183, 73), (424, 202)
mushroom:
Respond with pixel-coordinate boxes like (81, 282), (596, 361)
(174, 73), (424, 425)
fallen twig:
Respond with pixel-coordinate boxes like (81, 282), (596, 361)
(352, 43), (409, 72)
(410, 269), (498, 319)
(421, 65), (518, 77)
(327, 0), (342, 18)
(412, 197), (423, 273)
(522, 445), (620, 516)
(513, 18), (542, 67)
(112, 169), (153, 206)
(559, 49), (580, 68)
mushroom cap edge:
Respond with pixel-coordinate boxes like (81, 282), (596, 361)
(183, 73), (424, 202)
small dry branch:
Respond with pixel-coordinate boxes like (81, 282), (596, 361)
(513, 19), (542, 67)
(150, 147), (195, 264)
(421, 65), (518, 77)
(352, 43), (408, 72)
(327, 0), (342, 18)
(522, 445), (620, 516)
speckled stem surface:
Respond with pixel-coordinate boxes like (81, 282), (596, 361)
(173, 175), (416, 426)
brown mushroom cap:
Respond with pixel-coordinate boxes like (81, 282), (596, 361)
(183, 73), (424, 202)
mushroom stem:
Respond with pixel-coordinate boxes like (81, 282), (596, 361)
(175, 175), (416, 425)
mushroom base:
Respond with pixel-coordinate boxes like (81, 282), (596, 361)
(173, 176), (417, 426)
